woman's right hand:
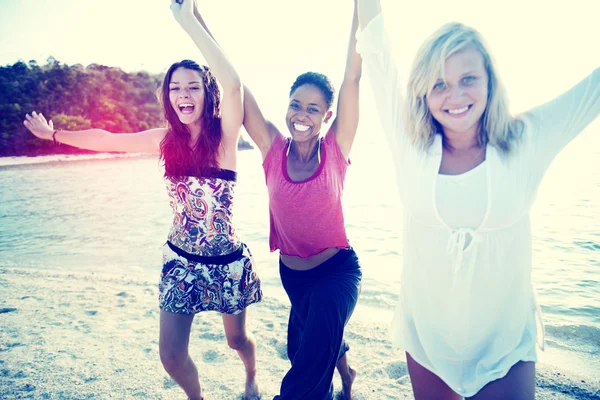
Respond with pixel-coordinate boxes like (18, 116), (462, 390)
(23, 111), (54, 141)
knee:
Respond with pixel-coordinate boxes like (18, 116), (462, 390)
(226, 334), (249, 351)
(159, 345), (188, 373)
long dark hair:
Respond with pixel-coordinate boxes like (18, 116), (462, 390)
(158, 60), (222, 177)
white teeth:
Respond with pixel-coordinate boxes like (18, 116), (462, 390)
(293, 123), (310, 132)
(448, 106), (469, 114)
(178, 103), (195, 114)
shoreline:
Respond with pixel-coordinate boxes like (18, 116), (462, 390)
(1, 266), (598, 399)
(0, 144), (256, 168)
(0, 152), (157, 168)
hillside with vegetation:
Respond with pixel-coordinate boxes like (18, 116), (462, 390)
(0, 58), (252, 157)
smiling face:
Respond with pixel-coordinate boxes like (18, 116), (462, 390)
(168, 67), (205, 128)
(426, 46), (489, 139)
(286, 84), (332, 142)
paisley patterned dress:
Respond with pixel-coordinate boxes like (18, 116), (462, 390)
(158, 168), (262, 315)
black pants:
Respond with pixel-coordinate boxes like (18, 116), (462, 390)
(274, 248), (362, 400)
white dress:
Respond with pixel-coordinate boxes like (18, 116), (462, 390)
(356, 11), (600, 397)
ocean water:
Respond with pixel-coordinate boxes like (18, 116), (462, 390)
(1, 131), (599, 383)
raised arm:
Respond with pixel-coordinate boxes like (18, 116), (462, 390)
(526, 67), (600, 171)
(356, 0), (406, 158)
(23, 111), (165, 153)
(357, 0), (381, 26)
(171, 0), (243, 149)
(191, 2), (278, 159)
(331, 0), (363, 160)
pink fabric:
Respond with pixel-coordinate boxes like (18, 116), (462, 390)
(262, 129), (351, 258)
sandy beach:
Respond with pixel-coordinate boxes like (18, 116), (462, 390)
(1, 266), (598, 400)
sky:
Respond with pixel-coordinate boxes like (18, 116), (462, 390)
(1, 0), (599, 123)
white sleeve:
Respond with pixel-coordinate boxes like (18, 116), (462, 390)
(524, 68), (600, 173)
(356, 13), (407, 161)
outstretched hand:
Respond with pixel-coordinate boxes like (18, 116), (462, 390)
(170, 0), (195, 27)
(23, 111), (54, 140)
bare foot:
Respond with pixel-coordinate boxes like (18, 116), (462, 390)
(339, 367), (357, 400)
(243, 378), (261, 400)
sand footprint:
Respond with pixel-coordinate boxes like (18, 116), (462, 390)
(384, 361), (408, 380)
(274, 342), (288, 360)
(20, 295), (42, 301)
(163, 376), (178, 389)
(144, 308), (157, 317)
(20, 383), (36, 392)
(13, 370), (27, 378)
(202, 349), (222, 363)
(73, 321), (92, 333)
(199, 331), (225, 341)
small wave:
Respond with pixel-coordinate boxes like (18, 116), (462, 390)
(574, 240), (600, 251)
(545, 324), (600, 355)
(358, 284), (399, 310)
(576, 279), (600, 288)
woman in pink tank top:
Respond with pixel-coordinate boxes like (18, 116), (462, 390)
(193, 1), (363, 399)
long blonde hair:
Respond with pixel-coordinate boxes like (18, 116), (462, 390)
(405, 22), (521, 154)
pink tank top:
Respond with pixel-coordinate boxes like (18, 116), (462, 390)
(263, 129), (350, 258)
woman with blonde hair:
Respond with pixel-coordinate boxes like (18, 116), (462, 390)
(357, 0), (599, 398)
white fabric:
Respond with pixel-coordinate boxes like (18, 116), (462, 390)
(357, 9), (600, 397)
(437, 162), (488, 230)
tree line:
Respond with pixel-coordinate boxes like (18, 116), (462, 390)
(0, 57), (252, 157)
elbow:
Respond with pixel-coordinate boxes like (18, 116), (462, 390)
(230, 85), (243, 103)
(230, 75), (242, 92)
(345, 71), (363, 86)
(225, 76), (243, 97)
(346, 60), (363, 84)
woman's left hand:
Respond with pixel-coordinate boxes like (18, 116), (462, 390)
(170, 0), (194, 27)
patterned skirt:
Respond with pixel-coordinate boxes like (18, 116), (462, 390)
(159, 241), (263, 315)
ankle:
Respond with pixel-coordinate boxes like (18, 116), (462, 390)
(246, 369), (257, 381)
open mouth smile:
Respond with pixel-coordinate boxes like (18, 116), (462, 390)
(293, 123), (311, 132)
(444, 105), (471, 117)
(178, 103), (195, 114)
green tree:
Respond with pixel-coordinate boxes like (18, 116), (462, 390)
(0, 58), (253, 156)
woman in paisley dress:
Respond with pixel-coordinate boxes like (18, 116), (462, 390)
(23, 1), (262, 399)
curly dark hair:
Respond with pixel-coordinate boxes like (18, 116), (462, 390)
(289, 72), (335, 110)
(158, 60), (222, 177)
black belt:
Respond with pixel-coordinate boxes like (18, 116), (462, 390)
(166, 241), (243, 265)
